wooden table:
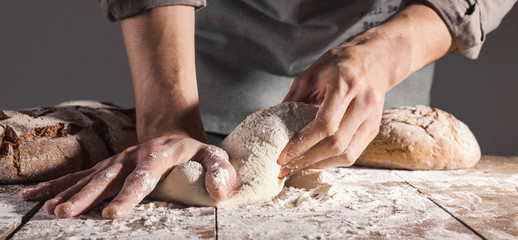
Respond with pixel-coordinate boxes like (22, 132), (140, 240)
(1, 156), (517, 239)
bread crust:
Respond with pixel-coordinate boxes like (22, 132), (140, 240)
(0, 101), (137, 183)
(356, 105), (481, 170)
(0, 103), (482, 183)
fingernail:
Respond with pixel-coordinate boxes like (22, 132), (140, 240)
(54, 202), (74, 218)
(102, 206), (126, 219)
(19, 189), (28, 200)
(43, 198), (60, 214)
(279, 166), (292, 178)
(285, 153), (294, 164)
(19, 187), (38, 200)
(280, 153), (293, 165)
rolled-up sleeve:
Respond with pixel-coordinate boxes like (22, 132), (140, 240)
(401, 0), (516, 59)
(99, 0), (206, 22)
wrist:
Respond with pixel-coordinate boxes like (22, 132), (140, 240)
(331, 30), (409, 93)
(136, 105), (206, 143)
(334, 4), (455, 92)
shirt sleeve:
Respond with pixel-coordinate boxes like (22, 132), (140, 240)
(401, 0), (517, 59)
(99, 0), (206, 22)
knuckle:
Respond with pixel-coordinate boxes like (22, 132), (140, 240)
(336, 65), (363, 90)
(364, 89), (383, 106)
(323, 123), (339, 136)
(143, 144), (160, 154)
(95, 165), (121, 181)
(329, 135), (347, 155)
(338, 150), (356, 166)
(344, 73), (362, 90)
(316, 116), (340, 136)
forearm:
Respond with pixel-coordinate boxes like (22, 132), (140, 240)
(337, 4), (456, 92)
(121, 6), (205, 142)
(380, 4), (456, 80)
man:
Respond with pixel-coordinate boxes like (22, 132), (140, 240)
(20, 0), (516, 218)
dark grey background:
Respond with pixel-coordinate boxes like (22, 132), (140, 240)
(0, 2), (516, 155)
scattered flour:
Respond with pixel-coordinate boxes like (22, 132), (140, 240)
(217, 167), (479, 239)
(10, 158), (516, 239)
(13, 162), (513, 239)
(149, 152), (158, 159)
(13, 201), (214, 239)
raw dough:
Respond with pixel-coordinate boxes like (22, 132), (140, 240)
(150, 102), (317, 207)
(285, 169), (329, 190)
(150, 104), (481, 207)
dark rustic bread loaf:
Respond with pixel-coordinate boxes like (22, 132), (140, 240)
(0, 101), (138, 183)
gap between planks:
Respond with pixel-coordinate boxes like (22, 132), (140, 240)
(4, 201), (43, 240)
(392, 171), (486, 240)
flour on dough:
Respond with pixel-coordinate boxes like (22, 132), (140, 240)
(284, 169), (329, 190)
(150, 102), (317, 207)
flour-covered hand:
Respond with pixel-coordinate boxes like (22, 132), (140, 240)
(19, 136), (236, 219)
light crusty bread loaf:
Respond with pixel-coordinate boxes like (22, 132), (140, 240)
(356, 105), (481, 170)
(0, 101), (137, 183)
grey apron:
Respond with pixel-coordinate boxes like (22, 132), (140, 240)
(195, 0), (433, 134)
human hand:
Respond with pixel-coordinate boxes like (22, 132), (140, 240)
(277, 42), (386, 178)
(277, 3), (456, 178)
(19, 136), (236, 219)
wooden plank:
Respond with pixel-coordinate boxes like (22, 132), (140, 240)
(394, 156), (518, 240)
(12, 201), (215, 239)
(0, 185), (41, 240)
(217, 168), (478, 239)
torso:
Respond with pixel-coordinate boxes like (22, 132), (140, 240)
(195, 0), (433, 134)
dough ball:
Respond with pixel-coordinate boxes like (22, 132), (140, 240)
(150, 102), (317, 207)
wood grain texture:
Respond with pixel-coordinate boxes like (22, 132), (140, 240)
(11, 201), (215, 239)
(394, 156), (518, 239)
(3, 156), (516, 239)
(0, 185), (41, 240)
(218, 168), (477, 239)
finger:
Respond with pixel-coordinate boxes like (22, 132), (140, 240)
(42, 172), (97, 215)
(196, 145), (237, 201)
(278, 82), (355, 165)
(279, 99), (369, 177)
(52, 163), (125, 218)
(19, 168), (96, 201)
(307, 111), (381, 170)
(102, 163), (160, 219)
